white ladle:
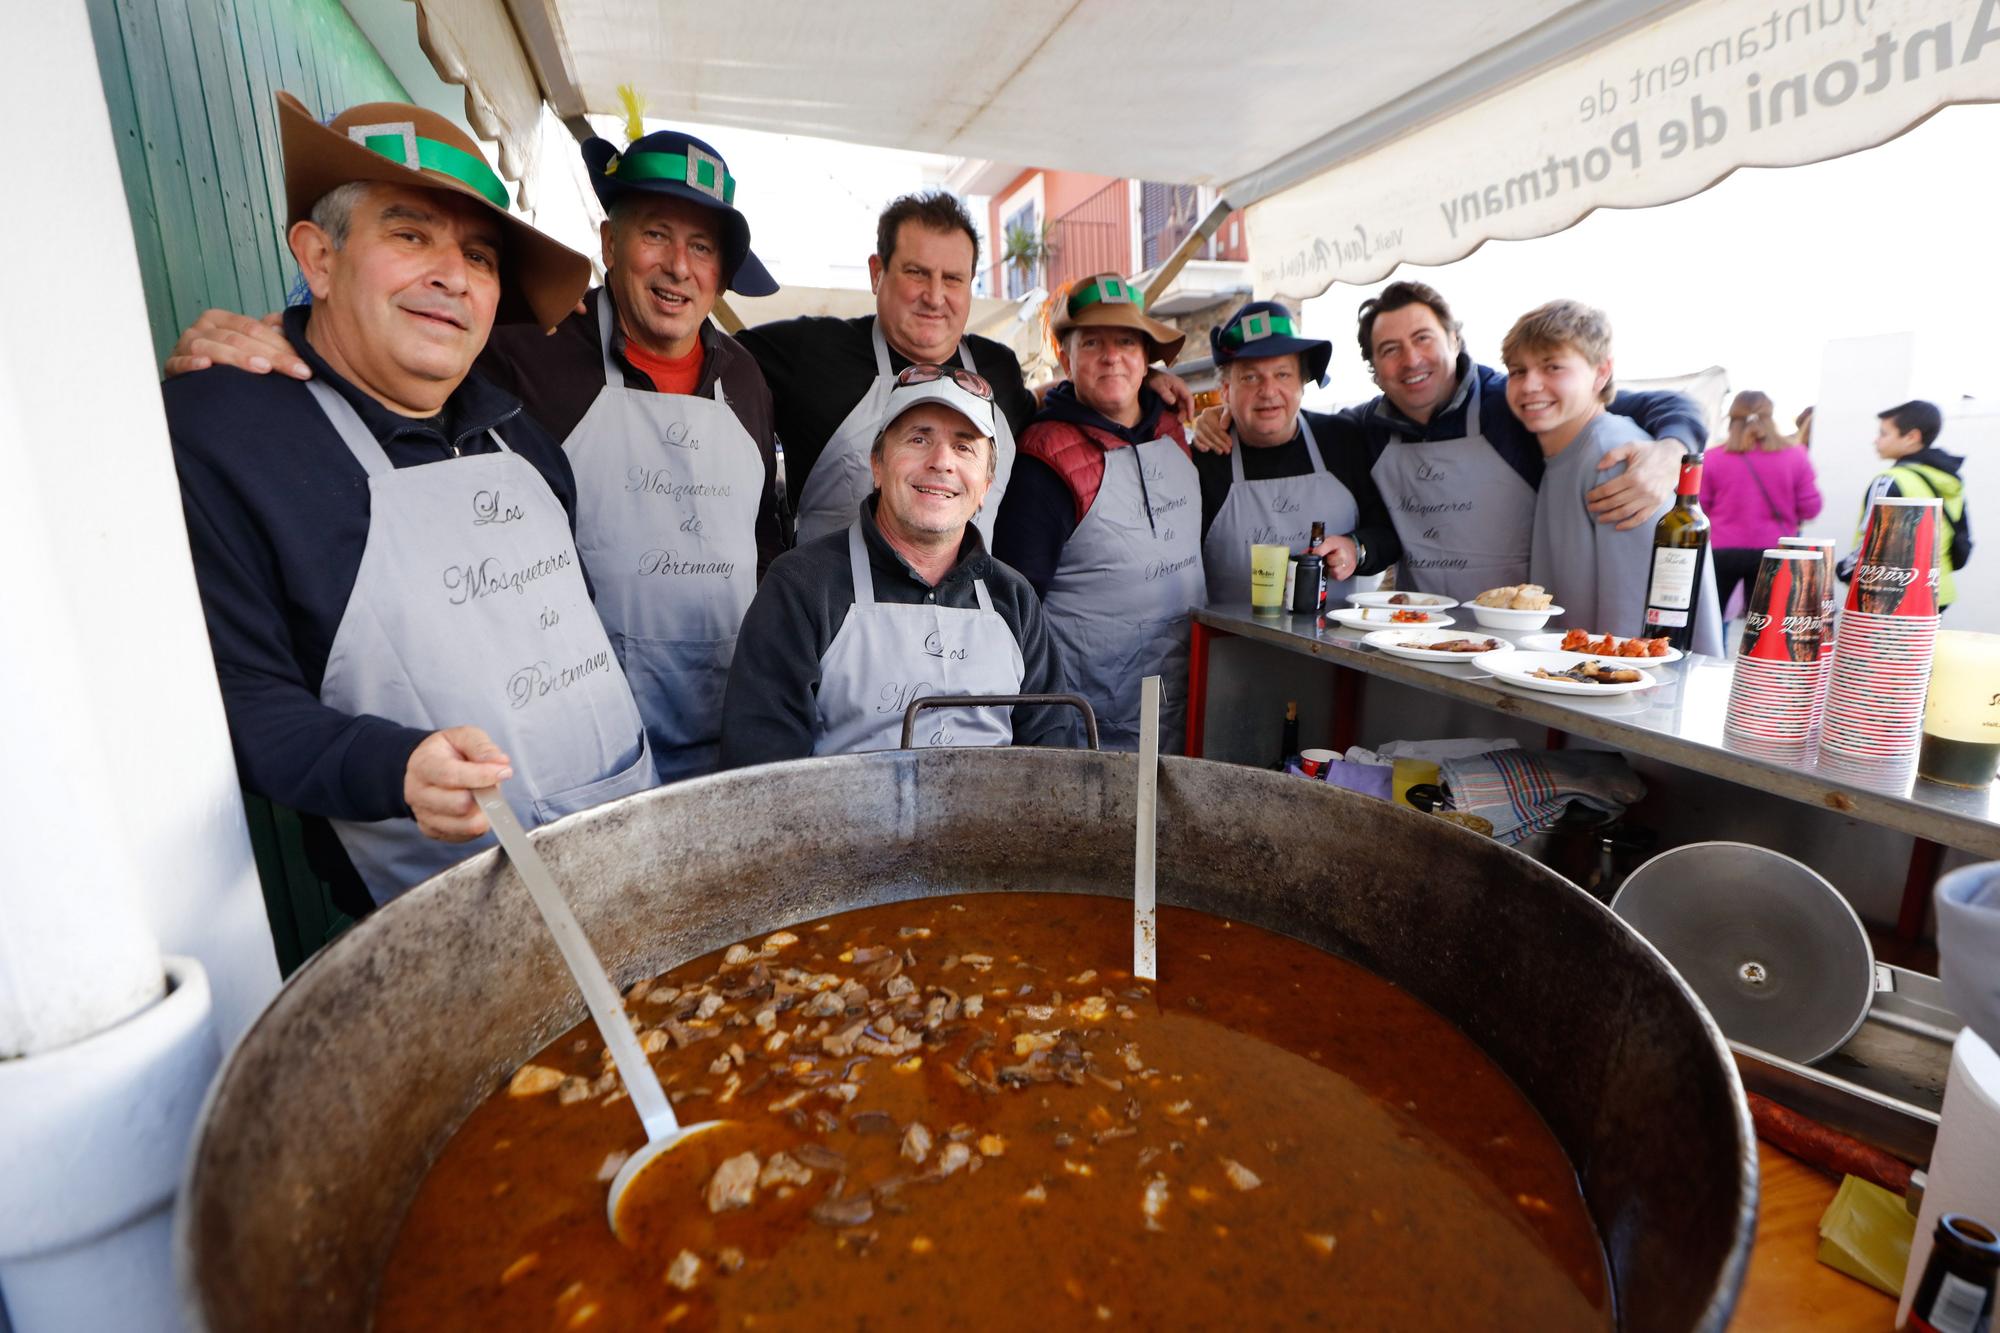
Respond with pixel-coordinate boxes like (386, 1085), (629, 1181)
(472, 787), (721, 1240)
(1133, 675), (1160, 983)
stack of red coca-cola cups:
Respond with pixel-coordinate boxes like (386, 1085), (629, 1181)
(1777, 535), (1839, 740)
(1724, 548), (1830, 763)
(1816, 498), (1943, 786)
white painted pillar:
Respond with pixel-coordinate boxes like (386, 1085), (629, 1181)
(0, 1), (283, 1326)
(0, 0), (279, 1049)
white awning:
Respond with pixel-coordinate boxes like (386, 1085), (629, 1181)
(1245, 0), (2000, 299)
(422, 0), (1998, 290)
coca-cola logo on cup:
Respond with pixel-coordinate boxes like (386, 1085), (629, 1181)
(1745, 611), (1821, 636)
(1855, 563), (1919, 589)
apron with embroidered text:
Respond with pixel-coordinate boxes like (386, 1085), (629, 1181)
(567, 289), (762, 781)
(1369, 375), (1535, 601)
(1042, 438), (1206, 753)
(812, 523), (1025, 754)
(310, 380), (654, 903)
(1203, 415), (1359, 605)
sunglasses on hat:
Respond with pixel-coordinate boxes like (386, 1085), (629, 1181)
(895, 363), (994, 401)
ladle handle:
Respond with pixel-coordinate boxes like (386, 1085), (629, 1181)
(472, 788), (680, 1142)
(1133, 676), (1160, 983)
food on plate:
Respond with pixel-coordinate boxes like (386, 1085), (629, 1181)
(374, 894), (1614, 1331)
(1472, 584), (1554, 611)
(1389, 608), (1431, 623)
(1558, 629), (1671, 658)
(1531, 661), (1645, 686)
(1408, 636), (1501, 654)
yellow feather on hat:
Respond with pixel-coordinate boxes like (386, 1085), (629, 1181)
(616, 84), (647, 147)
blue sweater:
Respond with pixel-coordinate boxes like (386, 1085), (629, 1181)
(164, 307), (581, 895)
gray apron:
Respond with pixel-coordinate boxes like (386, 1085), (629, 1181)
(309, 381), (654, 904)
(793, 318), (1017, 546)
(1042, 438), (1206, 753)
(812, 523), (1025, 755)
(1369, 375), (1536, 600)
(567, 290), (762, 782)
(1202, 415), (1358, 605)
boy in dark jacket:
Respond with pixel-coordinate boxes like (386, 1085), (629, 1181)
(1838, 400), (1974, 609)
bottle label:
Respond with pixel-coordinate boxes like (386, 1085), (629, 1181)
(1648, 547), (1698, 611)
(1914, 1271), (1989, 1333)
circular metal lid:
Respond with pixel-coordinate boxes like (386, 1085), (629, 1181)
(1611, 841), (1874, 1065)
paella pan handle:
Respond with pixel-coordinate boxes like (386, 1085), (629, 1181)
(898, 693), (1101, 751)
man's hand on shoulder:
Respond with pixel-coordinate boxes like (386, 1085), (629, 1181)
(1588, 436), (1681, 530)
(405, 726), (513, 842)
(1145, 368), (1194, 422)
(1192, 404), (1234, 454)
(164, 309), (311, 380)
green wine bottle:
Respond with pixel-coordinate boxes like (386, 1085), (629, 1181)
(1643, 456), (1710, 653)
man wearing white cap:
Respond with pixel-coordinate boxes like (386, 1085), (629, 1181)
(719, 365), (1073, 764)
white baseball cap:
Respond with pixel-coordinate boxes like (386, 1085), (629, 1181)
(880, 364), (998, 440)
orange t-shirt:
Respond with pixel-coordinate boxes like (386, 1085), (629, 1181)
(620, 337), (705, 396)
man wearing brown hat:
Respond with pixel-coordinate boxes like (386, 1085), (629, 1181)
(165, 121), (783, 786)
(163, 94), (655, 911)
(994, 274), (1206, 752)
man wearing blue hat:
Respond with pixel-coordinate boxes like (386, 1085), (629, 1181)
(165, 126), (783, 784)
(1196, 301), (1399, 606)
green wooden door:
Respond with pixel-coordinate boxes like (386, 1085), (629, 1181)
(87, 0), (412, 972)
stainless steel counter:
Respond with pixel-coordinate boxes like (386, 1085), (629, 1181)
(1190, 605), (2000, 860)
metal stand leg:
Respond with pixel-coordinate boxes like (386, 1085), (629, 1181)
(1331, 666), (1364, 754)
(1186, 621), (1231, 758)
(1896, 838), (1944, 943)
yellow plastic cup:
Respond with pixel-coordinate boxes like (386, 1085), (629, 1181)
(1250, 543), (1290, 615)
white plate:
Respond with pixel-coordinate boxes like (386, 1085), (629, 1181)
(1346, 591), (1460, 612)
(1361, 629), (1512, 663)
(1327, 607), (1456, 631)
(1474, 649), (1661, 696)
(1519, 632), (1684, 665)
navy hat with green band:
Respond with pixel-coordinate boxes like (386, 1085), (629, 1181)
(1211, 300), (1332, 386)
(276, 91), (591, 332)
(582, 129), (778, 297)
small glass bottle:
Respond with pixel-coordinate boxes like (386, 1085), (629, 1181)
(1910, 1213), (1999, 1333)
(1276, 699), (1300, 770)
(1293, 520), (1329, 613)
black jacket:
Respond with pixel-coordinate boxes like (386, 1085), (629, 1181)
(734, 315), (1037, 503)
(719, 497), (1074, 767)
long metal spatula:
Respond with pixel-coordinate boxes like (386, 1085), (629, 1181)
(1133, 675), (1160, 983)
(472, 787), (720, 1239)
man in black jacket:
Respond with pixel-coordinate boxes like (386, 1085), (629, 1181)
(165, 94), (652, 911)
(720, 366), (1073, 765)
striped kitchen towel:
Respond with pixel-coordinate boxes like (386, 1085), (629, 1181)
(1438, 749), (1645, 846)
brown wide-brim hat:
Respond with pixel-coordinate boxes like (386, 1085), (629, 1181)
(1050, 273), (1186, 366)
(277, 92), (591, 332)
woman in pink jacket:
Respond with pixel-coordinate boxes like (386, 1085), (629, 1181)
(1700, 390), (1824, 613)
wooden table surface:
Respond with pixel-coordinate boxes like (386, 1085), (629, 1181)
(1732, 1143), (1900, 1330)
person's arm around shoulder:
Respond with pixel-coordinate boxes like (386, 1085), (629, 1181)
(1589, 388), (1709, 530)
(164, 308), (311, 379)
(717, 552), (832, 768)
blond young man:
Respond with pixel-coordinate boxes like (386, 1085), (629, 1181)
(1503, 300), (1721, 654)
